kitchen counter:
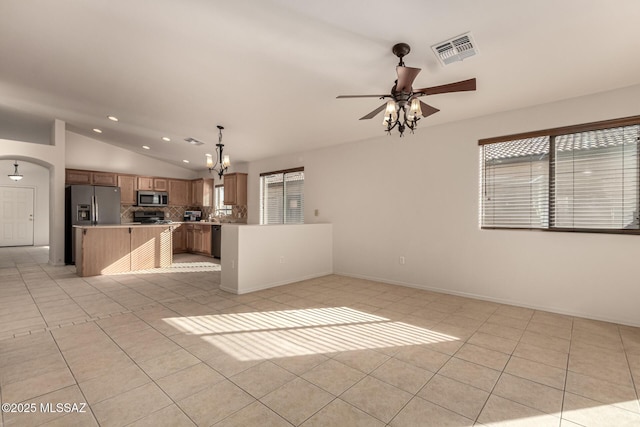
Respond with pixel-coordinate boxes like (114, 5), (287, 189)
(74, 223), (174, 228)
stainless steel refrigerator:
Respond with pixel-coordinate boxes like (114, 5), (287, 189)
(65, 185), (121, 264)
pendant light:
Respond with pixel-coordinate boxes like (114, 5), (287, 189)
(8, 161), (23, 181)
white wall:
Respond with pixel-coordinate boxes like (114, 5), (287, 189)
(246, 83), (640, 327)
(221, 224), (333, 294)
(0, 160), (50, 245)
(65, 132), (198, 179)
(0, 119), (66, 265)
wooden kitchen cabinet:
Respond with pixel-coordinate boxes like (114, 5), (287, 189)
(183, 224), (211, 256)
(172, 224), (187, 253)
(137, 176), (154, 191)
(223, 173), (247, 205)
(199, 225), (212, 255)
(117, 175), (137, 204)
(168, 179), (190, 206)
(91, 172), (117, 186)
(191, 178), (214, 207)
(153, 178), (168, 191)
(66, 169), (117, 186)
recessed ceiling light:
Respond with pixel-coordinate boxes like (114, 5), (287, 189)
(182, 160), (190, 163)
(162, 137), (171, 142)
(93, 128), (102, 133)
(108, 115), (119, 122)
(142, 145), (150, 150)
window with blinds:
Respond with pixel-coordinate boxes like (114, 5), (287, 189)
(481, 136), (550, 228)
(479, 117), (640, 233)
(553, 126), (639, 229)
(259, 168), (304, 224)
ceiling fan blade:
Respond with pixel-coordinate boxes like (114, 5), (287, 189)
(396, 66), (421, 93)
(419, 101), (440, 117)
(414, 78), (476, 96)
(359, 103), (387, 120)
(337, 94), (390, 99)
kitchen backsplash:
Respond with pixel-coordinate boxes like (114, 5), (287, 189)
(121, 205), (247, 223)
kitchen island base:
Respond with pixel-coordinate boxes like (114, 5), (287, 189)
(74, 225), (173, 277)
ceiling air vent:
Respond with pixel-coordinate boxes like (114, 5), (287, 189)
(184, 137), (204, 146)
(432, 32), (477, 66)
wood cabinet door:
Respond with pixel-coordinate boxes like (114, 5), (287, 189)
(168, 179), (189, 206)
(137, 177), (153, 191)
(91, 172), (117, 186)
(117, 175), (137, 205)
(223, 174), (237, 205)
(172, 225), (187, 253)
(65, 169), (92, 185)
(192, 180), (204, 206)
(185, 225), (195, 251)
(153, 178), (168, 191)
(200, 226), (212, 255)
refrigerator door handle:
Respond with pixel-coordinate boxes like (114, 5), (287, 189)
(94, 196), (99, 224)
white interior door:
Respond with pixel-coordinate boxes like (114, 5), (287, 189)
(0, 187), (34, 247)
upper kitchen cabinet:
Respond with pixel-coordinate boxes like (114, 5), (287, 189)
(168, 179), (190, 206)
(137, 176), (153, 191)
(153, 178), (168, 191)
(138, 176), (168, 191)
(191, 178), (214, 207)
(117, 175), (137, 204)
(66, 169), (117, 186)
(224, 173), (247, 205)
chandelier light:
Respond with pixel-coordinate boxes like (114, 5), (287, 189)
(207, 125), (230, 179)
(8, 161), (23, 181)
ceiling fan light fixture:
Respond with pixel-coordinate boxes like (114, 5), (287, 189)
(406, 98), (422, 121)
(382, 100), (398, 126)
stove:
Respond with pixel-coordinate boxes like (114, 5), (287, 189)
(133, 210), (171, 224)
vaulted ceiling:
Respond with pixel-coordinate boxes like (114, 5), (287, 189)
(1, 0), (639, 169)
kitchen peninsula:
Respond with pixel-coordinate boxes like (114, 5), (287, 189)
(74, 224), (173, 277)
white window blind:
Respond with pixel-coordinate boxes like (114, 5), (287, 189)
(552, 125), (639, 229)
(260, 169), (304, 224)
(481, 136), (550, 228)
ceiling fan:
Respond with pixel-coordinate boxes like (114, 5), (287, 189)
(337, 42), (476, 136)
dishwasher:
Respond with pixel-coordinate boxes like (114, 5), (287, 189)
(211, 225), (221, 259)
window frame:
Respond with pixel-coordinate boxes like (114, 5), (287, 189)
(214, 184), (232, 216)
(479, 115), (640, 235)
(259, 167), (305, 225)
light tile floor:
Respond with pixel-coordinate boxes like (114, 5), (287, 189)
(1, 246), (639, 426)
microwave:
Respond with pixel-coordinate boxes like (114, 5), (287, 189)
(137, 191), (168, 207)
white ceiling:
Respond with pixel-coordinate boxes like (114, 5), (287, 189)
(1, 0), (640, 170)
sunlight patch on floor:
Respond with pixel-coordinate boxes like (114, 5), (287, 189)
(163, 307), (458, 361)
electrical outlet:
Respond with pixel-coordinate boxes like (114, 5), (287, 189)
(314, 209), (319, 217)
(399, 256), (405, 265)
(279, 256), (285, 264)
